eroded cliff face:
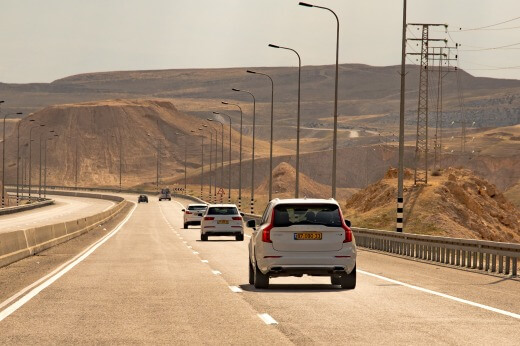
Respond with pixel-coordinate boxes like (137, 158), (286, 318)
(345, 167), (520, 243)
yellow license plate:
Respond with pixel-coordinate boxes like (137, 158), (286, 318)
(294, 232), (322, 240)
(217, 220), (229, 224)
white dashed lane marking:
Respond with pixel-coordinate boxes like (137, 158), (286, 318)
(212, 270), (221, 275)
(228, 286), (243, 293)
(258, 313), (278, 325)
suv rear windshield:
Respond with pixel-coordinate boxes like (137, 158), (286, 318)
(274, 204), (341, 227)
(207, 207), (239, 215)
(188, 205), (207, 211)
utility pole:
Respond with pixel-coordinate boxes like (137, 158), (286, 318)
(407, 23), (447, 185)
(397, 0), (407, 233)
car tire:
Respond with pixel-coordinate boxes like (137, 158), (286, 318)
(236, 234), (244, 241)
(201, 233), (208, 241)
(331, 275), (341, 286)
(254, 262), (269, 289)
(248, 260), (254, 285)
(183, 223), (188, 229)
(340, 266), (356, 289)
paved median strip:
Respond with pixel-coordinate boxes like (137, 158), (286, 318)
(257, 313), (278, 325)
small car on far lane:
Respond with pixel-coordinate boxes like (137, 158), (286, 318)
(138, 195), (148, 203)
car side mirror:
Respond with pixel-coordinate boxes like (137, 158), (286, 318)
(240, 212), (245, 217)
(246, 219), (256, 229)
(181, 209), (185, 212)
(345, 219), (351, 227)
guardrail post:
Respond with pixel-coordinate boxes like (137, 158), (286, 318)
(485, 253), (490, 272)
(498, 255), (504, 274)
(472, 251), (477, 269)
(512, 258), (517, 277)
(491, 254), (497, 272)
(505, 257), (511, 275)
(478, 252), (484, 271)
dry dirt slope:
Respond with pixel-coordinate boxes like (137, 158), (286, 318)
(345, 167), (520, 243)
(3, 99), (274, 188)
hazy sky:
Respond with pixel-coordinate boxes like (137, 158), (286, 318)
(1, 0), (520, 83)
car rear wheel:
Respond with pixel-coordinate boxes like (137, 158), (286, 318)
(331, 275), (341, 286)
(236, 234), (244, 241)
(248, 260), (254, 285)
(201, 233), (208, 241)
(183, 223), (188, 229)
(340, 266), (356, 289)
(254, 262), (269, 289)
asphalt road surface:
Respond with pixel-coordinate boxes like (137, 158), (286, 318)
(0, 196), (518, 344)
(0, 194), (115, 233)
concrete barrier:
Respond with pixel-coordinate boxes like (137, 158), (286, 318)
(0, 198), (54, 216)
(0, 192), (129, 268)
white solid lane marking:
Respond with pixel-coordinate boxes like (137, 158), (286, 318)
(229, 286), (243, 293)
(358, 269), (520, 320)
(0, 203), (138, 322)
(201, 260), (209, 263)
(258, 313), (278, 325)
(212, 270), (222, 275)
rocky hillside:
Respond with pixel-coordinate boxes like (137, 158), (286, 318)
(345, 167), (520, 243)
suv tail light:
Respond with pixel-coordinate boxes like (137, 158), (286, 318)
(232, 216), (242, 221)
(185, 211), (192, 214)
(204, 216), (214, 220)
(262, 209), (275, 243)
(338, 209), (352, 243)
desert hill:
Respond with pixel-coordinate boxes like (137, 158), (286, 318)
(254, 162), (358, 201)
(2, 64), (519, 136)
(2, 99), (278, 188)
(345, 167), (520, 243)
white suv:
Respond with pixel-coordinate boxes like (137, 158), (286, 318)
(182, 204), (208, 228)
(200, 204), (244, 241)
(247, 198), (356, 289)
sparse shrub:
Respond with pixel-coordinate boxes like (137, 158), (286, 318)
(431, 169), (442, 177)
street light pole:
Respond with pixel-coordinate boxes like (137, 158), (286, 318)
(209, 126), (218, 203)
(17, 118), (34, 205)
(209, 118), (225, 203)
(2, 110), (22, 206)
(44, 133), (58, 198)
(222, 101), (243, 210)
(213, 111), (232, 203)
(29, 124), (44, 200)
(299, 2), (340, 199)
(232, 88), (256, 214)
(176, 132), (188, 195)
(269, 43), (302, 198)
(246, 70), (274, 201)
(192, 128), (204, 199)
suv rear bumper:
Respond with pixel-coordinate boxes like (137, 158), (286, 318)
(202, 229), (244, 236)
(267, 265), (350, 277)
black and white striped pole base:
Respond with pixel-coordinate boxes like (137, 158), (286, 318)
(250, 199), (254, 214)
(238, 198), (241, 211)
(396, 197), (404, 232)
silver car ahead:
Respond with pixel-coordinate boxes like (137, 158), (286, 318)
(247, 198), (356, 289)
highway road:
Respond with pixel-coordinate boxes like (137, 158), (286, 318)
(0, 194), (115, 233)
(0, 196), (519, 344)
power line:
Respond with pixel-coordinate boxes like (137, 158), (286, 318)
(456, 15), (520, 32)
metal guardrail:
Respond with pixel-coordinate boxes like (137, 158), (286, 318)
(353, 227), (519, 277)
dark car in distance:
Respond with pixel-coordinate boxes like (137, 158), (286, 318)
(138, 195), (149, 203)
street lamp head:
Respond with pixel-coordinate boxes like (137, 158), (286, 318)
(29, 119), (35, 122)
(212, 111), (220, 115)
(268, 44), (280, 49)
(0, 101), (4, 104)
(232, 88), (241, 92)
(40, 124), (45, 127)
(206, 118), (213, 122)
(246, 70), (256, 74)
(203, 124), (208, 127)
(16, 112), (23, 115)
(299, 2), (314, 7)
(221, 101), (229, 105)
